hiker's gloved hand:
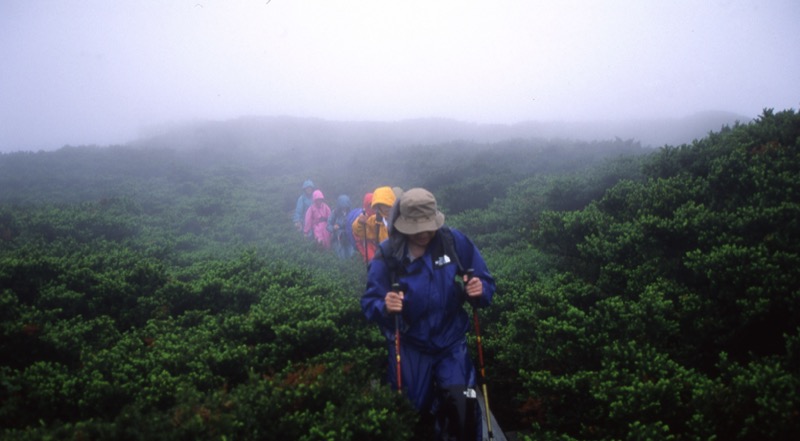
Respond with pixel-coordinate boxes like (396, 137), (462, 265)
(385, 290), (404, 313)
(463, 276), (483, 298)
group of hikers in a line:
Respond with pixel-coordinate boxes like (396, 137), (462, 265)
(292, 179), (400, 263)
(292, 179), (499, 440)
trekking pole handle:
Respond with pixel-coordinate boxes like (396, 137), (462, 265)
(465, 268), (477, 304)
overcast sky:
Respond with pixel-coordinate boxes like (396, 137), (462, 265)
(1, 0), (798, 152)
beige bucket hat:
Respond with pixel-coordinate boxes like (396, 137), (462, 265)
(393, 188), (445, 235)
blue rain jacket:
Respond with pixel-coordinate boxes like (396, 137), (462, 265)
(362, 227), (494, 351)
(293, 180), (315, 225)
(327, 195), (353, 241)
(362, 227), (494, 350)
(362, 227), (495, 412)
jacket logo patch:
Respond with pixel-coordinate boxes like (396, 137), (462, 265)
(434, 254), (451, 267)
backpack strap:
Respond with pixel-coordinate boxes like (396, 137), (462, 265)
(439, 226), (476, 301)
(376, 240), (402, 285)
(439, 226), (465, 276)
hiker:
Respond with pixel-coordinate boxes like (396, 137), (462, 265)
(351, 186), (395, 262)
(303, 189), (332, 249)
(327, 194), (355, 259)
(293, 179), (315, 234)
(361, 188), (496, 440)
(348, 192), (374, 263)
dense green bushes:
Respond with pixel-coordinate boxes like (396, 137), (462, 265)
(1, 111), (798, 439)
(507, 109), (800, 440)
(1, 237), (405, 439)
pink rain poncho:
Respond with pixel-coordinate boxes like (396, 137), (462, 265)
(304, 190), (332, 249)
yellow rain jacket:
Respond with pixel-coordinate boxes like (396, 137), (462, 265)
(352, 186), (396, 250)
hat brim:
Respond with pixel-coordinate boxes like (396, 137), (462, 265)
(394, 211), (445, 235)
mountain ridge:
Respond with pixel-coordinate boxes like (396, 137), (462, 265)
(130, 111), (751, 152)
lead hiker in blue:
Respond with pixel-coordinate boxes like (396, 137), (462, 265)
(361, 188), (495, 441)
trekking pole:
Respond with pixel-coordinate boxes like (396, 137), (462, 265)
(374, 212), (383, 260)
(392, 282), (402, 394)
(467, 269), (494, 440)
(362, 210), (369, 265)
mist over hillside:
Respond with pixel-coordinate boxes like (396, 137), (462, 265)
(130, 111), (749, 153)
(509, 111), (752, 147)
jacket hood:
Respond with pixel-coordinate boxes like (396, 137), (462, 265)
(362, 193), (373, 210)
(336, 194), (351, 208)
(312, 190), (325, 201)
(371, 186), (396, 208)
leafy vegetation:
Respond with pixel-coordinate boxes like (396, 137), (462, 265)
(1, 110), (797, 440)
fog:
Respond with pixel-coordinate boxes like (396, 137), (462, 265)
(1, 0), (798, 153)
